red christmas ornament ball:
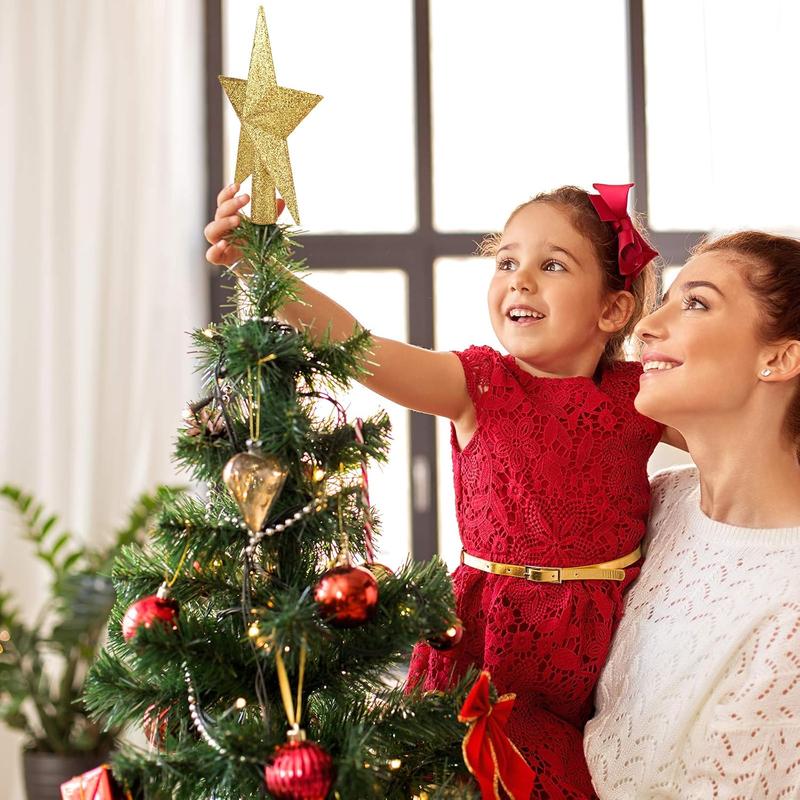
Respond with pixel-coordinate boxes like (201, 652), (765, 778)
(313, 565), (379, 628)
(121, 590), (179, 642)
(427, 619), (464, 651)
(365, 562), (394, 579)
(143, 704), (171, 749)
(264, 739), (335, 800)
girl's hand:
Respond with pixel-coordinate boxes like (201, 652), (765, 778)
(203, 187), (473, 427)
(204, 183), (286, 267)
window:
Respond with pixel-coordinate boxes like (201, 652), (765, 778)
(222, 0), (417, 233)
(304, 269), (412, 569)
(433, 257), (501, 568)
(211, 0), (749, 559)
(430, 0), (631, 232)
(644, 0), (800, 231)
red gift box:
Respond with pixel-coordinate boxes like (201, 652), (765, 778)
(60, 764), (128, 800)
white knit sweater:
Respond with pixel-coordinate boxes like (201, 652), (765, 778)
(584, 465), (800, 799)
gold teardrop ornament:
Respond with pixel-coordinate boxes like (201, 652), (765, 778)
(223, 450), (288, 533)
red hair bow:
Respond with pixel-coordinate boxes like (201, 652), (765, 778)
(588, 182), (658, 289)
(459, 671), (535, 799)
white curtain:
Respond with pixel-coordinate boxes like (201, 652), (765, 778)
(0, 2), (208, 796)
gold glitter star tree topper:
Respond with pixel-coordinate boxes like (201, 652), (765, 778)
(219, 6), (322, 225)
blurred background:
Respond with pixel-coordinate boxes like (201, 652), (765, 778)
(3, 0), (799, 796)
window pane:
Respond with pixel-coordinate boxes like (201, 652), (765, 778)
(660, 265), (683, 294)
(645, 0), (800, 230)
(430, 0), (631, 233)
(433, 257), (504, 569)
(304, 269), (411, 569)
(222, 1), (416, 233)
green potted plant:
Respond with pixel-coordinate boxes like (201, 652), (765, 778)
(0, 484), (179, 800)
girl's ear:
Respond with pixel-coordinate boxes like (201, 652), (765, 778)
(598, 290), (635, 334)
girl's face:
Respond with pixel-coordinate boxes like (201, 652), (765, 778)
(488, 202), (625, 375)
(633, 251), (766, 426)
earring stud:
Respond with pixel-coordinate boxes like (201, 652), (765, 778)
(760, 368), (772, 377)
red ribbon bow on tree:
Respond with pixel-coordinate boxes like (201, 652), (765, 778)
(588, 182), (658, 289)
(459, 671), (536, 800)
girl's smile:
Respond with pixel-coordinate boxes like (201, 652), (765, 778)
(505, 303), (547, 325)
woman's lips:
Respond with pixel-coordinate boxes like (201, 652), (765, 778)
(640, 353), (683, 379)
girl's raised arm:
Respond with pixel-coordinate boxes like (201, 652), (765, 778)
(204, 186), (473, 425)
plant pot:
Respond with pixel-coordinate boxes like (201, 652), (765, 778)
(22, 749), (108, 800)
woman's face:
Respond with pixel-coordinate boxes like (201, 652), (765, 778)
(633, 250), (768, 427)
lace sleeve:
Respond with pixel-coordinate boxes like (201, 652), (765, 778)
(452, 346), (502, 412)
(606, 360), (665, 438)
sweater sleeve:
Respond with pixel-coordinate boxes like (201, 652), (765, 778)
(675, 604), (800, 798)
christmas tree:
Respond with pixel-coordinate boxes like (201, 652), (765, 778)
(79, 10), (501, 798)
(81, 217), (482, 799)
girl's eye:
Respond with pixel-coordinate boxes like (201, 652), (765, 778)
(497, 258), (516, 271)
(542, 260), (566, 272)
(681, 293), (708, 311)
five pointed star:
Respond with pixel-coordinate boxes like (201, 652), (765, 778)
(219, 7), (322, 224)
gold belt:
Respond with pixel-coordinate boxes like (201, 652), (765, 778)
(460, 545), (642, 583)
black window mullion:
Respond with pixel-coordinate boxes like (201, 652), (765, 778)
(627, 0), (649, 219)
(407, 0), (439, 560)
(649, 231), (706, 265)
(628, 0), (705, 278)
(292, 236), (420, 270)
(205, 0), (228, 323)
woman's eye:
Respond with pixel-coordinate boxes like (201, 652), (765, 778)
(542, 260), (566, 272)
(681, 294), (708, 311)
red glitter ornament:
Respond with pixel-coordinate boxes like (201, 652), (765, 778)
(313, 565), (379, 628)
(427, 619), (464, 651)
(264, 736), (334, 800)
(143, 704), (170, 750)
(59, 764), (125, 800)
(121, 584), (179, 643)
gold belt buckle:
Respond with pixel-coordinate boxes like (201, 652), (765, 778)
(524, 565), (561, 583)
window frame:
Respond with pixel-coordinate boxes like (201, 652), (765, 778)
(204, 0), (698, 559)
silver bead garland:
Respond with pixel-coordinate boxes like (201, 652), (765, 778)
(183, 663), (258, 764)
(245, 496), (327, 556)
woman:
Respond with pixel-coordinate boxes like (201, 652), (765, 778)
(584, 231), (800, 799)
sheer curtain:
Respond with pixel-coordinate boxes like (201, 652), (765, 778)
(0, 2), (208, 797)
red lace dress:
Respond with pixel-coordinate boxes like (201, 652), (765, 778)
(407, 346), (663, 799)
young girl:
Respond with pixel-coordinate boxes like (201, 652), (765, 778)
(205, 183), (679, 798)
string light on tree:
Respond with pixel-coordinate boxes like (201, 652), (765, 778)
(427, 619), (465, 652)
